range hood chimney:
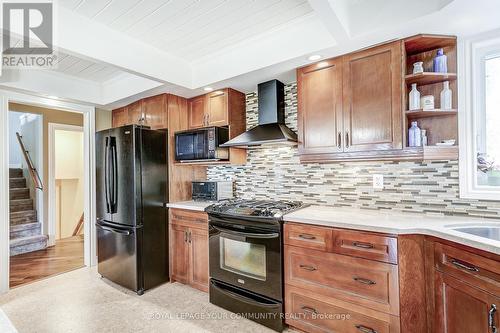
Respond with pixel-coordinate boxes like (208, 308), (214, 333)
(220, 79), (297, 147)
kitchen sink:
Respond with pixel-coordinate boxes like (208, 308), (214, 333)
(449, 225), (500, 242)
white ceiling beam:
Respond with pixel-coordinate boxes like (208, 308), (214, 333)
(101, 73), (163, 106)
(306, 0), (349, 42)
(56, 6), (193, 88)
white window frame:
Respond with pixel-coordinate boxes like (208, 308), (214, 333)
(459, 28), (500, 200)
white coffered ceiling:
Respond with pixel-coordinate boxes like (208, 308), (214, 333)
(59, 0), (314, 61)
(1, 0), (500, 109)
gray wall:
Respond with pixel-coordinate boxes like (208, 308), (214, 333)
(207, 83), (500, 219)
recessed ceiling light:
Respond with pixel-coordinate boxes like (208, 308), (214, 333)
(317, 61), (329, 68)
(204, 87), (213, 92)
(308, 54), (322, 61)
(47, 95), (59, 99)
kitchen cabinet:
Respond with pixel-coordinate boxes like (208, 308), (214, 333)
(112, 107), (128, 128)
(297, 57), (343, 155)
(169, 208), (209, 292)
(342, 41), (402, 153)
(128, 100), (144, 125)
(206, 90), (228, 126)
(298, 41), (404, 162)
(434, 272), (499, 333)
(188, 95), (206, 129)
(143, 94), (167, 129)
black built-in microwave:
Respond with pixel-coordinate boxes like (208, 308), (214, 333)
(175, 127), (229, 162)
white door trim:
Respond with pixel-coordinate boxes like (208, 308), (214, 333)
(48, 123), (84, 246)
(0, 90), (96, 293)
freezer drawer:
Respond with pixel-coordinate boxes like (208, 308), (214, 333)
(96, 220), (142, 294)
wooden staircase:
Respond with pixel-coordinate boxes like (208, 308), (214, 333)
(9, 168), (48, 256)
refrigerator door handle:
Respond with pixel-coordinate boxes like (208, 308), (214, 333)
(96, 223), (133, 236)
(110, 137), (118, 213)
(104, 137), (111, 213)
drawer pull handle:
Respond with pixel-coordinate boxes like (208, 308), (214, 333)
(355, 325), (377, 333)
(489, 304), (497, 333)
(299, 264), (317, 272)
(301, 306), (318, 315)
(352, 241), (374, 249)
(298, 234), (316, 240)
(451, 259), (479, 273)
(353, 277), (376, 285)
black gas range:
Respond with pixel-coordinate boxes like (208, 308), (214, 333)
(205, 199), (307, 332)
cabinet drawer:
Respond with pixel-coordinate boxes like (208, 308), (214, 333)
(285, 245), (399, 315)
(169, 209), (208, 229)
(284, 223), (333, 252)
(434, 242), (500, 296)
(285, 285), (400, 333)
(333, 229), (398, 264)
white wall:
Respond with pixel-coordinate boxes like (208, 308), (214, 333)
(54, 130), (84, 239)
(8, 112), (23, 167)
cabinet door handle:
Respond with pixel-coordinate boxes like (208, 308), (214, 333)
(451, 259), (479, 273)
(301, 306), (318, 315)
(352, 241), (374, 249)
(489, 304), (497, 333)
(299, 264), (317, 272)
(338, 132), (342, 149)
(188, 231), (192, 244)
(345, 132), (350, 149)
(298, 234), (316, 240)
(184, 230), (188, 242)
(353, 276), (376, 285)
(355, 324), (378, 333)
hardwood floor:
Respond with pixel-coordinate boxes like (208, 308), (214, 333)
(10, 235), (84, 288)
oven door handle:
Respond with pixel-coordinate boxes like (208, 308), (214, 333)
(212, 225), (279, 240)
(210, 280), (280, 308)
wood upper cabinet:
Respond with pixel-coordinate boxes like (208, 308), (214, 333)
(188, 95), (207, 129)
(188, 89), (234, 129)
(207, 90), (228, 126)
(297, 58), (343, 155)
(112, 107), (128, 128)
(342, 41), (403, 152)
(127, 100), (144, 125)
(434, 272), (499, 333)
(143, 94), (167, 129)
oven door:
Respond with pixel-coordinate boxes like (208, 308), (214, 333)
(209, 218), (282, 301)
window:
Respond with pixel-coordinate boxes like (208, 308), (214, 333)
(460, 31), (500, 200)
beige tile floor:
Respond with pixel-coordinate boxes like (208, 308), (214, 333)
(0, 267), (295, 333)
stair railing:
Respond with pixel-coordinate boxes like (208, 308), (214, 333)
(16, 132), (43, 190)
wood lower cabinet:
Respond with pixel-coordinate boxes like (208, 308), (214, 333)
(169, 208), (209, 292)
(434, 272), (499, 333)
(297, 57), (343, 155)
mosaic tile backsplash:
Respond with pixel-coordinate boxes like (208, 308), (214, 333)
(207, 83), (500, 218)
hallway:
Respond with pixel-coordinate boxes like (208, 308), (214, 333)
(10, 235), (84, 288)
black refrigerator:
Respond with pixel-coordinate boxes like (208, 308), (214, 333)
(95, 125), (168, 295)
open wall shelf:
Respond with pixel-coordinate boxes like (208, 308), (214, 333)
(402, 34), (458, 160)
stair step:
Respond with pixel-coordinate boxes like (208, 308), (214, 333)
(10, 210), (37, 225)
(10, 199), (33, 213)
(9, 168), (23, 178)
(10, 235), (48, 256)
(10, 222), (41, 239)
(9, 177), (26, 189)
(9, 188), (30, 200)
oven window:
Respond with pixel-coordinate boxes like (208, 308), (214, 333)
(220, 237), (266, 281)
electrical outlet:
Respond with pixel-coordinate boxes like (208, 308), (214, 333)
(373, 174), (384, 190)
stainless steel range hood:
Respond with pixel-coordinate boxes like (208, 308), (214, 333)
(220, 80), (297, 147)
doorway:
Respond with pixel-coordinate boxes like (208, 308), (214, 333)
(0, 91), (96, 293)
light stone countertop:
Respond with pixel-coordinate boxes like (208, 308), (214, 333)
(167, 200), (213, 212)
(284, 205), (500, 255)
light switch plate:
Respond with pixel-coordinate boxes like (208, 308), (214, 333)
(373, 174), (384, 189)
